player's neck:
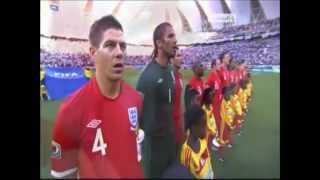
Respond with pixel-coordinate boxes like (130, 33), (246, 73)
(174, 66), (180, 72)
(96, 74), (121, 100)
(155, 51), (170, 67)
(194, 75), (202, 80)
(188, 135), (200, 153)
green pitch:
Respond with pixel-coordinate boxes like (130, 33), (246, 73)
(41, 69), (280, 178)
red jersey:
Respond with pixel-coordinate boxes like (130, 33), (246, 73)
(51, 78), (143, 178)
(218, 64), (230, 88)
(239, 68), (247, 80)
(188, 75), (205, 96)
(206, 70), (223, 108)
(229, 70), (236, 84)
(235, 69), (240, 84)
(172, 70), (183, 144)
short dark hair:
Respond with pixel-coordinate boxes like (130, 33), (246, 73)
(190, 89), (199, 103)
(238, 59), (245, 65)
(89, 15), (123, 48)
(185, 105), (205, 130)
(219, 51), (233, 63)
(222, 86), (230, 97)
(202, 87), (214, 105)
(151, 22), (172, 59)
(211, 59), (217, 68)
(219, 51), (228, 61)
(240, 80), (246, 89)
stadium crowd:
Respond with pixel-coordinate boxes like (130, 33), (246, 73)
(182, 35), (279, 67)
(41, 36), (279, 68)
(40, 50), (93, 68)
(213, 17), (280, 37)
(40, 18), (279, 68)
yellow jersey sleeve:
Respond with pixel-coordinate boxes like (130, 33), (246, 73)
(221, 100), (234, 127)
(231, 95), (243, 116)
(40, 70), (45, 81)
(202, 105), (216, 135)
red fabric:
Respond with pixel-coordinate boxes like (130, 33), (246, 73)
(173, 70), (183, 144)
(218, 65), (230, 88)
(188, 75), (205, 104)
(206, 70), (223, 137)
(188, 75), (205, 96)
(51, 78), (143, 178)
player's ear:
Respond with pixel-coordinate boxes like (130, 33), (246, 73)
(156, 39), (162, 49)
(89, 46), (98, 63)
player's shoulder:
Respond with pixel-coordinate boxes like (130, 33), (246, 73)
(122, 81), (140, 96)
(188, 76), (196, 85)
(58, 80), (92, 118)
(139, 61), (159, 79)
(137, 62), (160, 88)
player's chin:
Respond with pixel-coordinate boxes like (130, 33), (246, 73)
(110, 74), (123, 81)
(109, 72), (123, 81)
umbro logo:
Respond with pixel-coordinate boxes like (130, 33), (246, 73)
(87, 119), (102, 128)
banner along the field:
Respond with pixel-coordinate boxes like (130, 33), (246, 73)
(44, 67), (89, 100)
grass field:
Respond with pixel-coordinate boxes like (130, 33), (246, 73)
(40, 69), (280, 178)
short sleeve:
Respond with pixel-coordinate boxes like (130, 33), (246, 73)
(51, 104), (79, 178)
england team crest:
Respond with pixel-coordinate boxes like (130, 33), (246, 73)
(128, 107), (138, 131)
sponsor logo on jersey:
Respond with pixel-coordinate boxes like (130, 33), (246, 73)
(128, 107), (138, 131)
(51, 140), (61, 159)
(87, 119), (102, 128)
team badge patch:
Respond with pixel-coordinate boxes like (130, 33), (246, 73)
(128, 107), (138, 131)
(51, 140), (61, 159)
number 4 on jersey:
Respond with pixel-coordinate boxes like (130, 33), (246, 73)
(92, 128), (107, 156)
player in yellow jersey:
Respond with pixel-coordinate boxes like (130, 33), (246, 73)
(40, 67), (45, 85)
(230, 84), (243, 136)
(185, 89), (202, 138)
(201, 87), (217, 151)
(239, 80), (248, 114)
(216, 86), (235, 162)
(84, 66), (94, 79)
(246, 73), (253, 103)
(40, 84), (49, 101)
(180, 105), (214, 179)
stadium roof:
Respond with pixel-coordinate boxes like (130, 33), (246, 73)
(41, 0), (279, 45)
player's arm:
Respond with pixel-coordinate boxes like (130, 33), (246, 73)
(224, 103), (234, 128)
(136, 74), (156, 134)
(233, 96), (243, 117)
(184, 84), (192, 110)
(219, 101), (226, 142)
(51, 105), (79, 179)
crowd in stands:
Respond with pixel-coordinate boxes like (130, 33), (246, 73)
(213, 18), (280, 38)
(40, 18), (280, 69)
(40, 50), (93, 68)
(181, 35), (279, 67)
(41, 35), (279, 68)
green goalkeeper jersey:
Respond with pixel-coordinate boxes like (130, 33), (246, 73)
(136, 59), (175, 136)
